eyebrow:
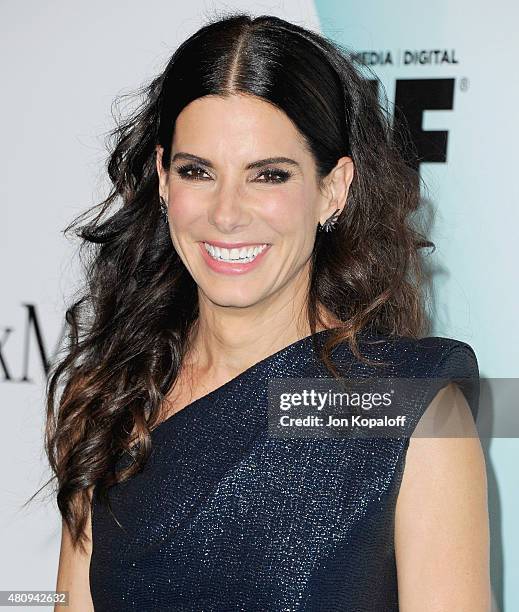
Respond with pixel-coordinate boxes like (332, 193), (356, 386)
(171, 152), (301, 170)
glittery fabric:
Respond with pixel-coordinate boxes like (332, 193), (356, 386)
(89, 329), (479, 611)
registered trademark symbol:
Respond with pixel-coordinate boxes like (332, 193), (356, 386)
(459, 77), (469, 92)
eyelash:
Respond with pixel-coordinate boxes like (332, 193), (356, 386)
(173, 163), (292, 184)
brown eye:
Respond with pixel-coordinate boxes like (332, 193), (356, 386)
(256, 168), (292, 183)
(175, 164), (211, 181)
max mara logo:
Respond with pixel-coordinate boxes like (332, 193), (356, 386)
(0, 304), (65, 382)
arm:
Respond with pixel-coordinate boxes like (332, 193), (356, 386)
(55, 487), (95, 611)
(395, 382), (491, 611)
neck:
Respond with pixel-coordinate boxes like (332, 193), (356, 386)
(184, 308), (339, 382)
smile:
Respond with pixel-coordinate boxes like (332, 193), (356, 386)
(203, 242), (269, 264)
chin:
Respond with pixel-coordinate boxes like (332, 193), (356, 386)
(201, 286), (267, 309)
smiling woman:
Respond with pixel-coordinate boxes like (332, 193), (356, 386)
(37, 10), (489, 612)
(155, 93), (353, 294)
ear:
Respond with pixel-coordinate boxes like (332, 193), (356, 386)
(318, 156), (355, 226)
(155, 145), (169, 200)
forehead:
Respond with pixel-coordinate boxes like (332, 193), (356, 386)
(173, 94), (309, 160)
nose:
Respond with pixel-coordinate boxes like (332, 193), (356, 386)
(208, 180), (250, 233)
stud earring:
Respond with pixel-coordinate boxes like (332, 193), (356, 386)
(159, 196), (168, 223)
(318, 208), (340, 233)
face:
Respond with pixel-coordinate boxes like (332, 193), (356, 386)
(156, 93), (353, 315)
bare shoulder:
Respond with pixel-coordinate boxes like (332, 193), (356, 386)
(394, 382), (491, 611)
(55, 486), (95, 611)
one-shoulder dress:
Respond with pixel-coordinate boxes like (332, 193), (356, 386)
(89, 329), (480, 611)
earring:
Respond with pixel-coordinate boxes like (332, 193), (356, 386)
(159, 196), (168, 223)
(318, 208), (340, 233)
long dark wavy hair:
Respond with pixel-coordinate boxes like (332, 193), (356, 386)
(31, 12), (434, 553)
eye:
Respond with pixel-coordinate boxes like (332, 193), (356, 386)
(174, 163), (211, 181)
(173, 163), (292, 184)
(255, 168), (292, 184)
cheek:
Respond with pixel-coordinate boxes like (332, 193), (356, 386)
(167, 186), (203, 227)
(259, 187), (315, 233)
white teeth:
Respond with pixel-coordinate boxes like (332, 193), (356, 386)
(204, 242), (269, 263)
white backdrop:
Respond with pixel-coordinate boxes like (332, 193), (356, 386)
(1, 1), (515, 609)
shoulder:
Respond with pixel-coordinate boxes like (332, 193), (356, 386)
(327, 331), (480, 428)
(330, 331), (479, 382)
(404, 335), (478, 377)
(358, 332), (478, 373)
(410, 335), (480, 425)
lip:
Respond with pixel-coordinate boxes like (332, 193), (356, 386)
(198, 241), (271, 275)
(201, 240), (270, 249)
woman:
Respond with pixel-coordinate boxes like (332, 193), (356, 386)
(48, 12), (490, 611)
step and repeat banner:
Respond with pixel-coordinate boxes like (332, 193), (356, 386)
(1, 1), (516, 609)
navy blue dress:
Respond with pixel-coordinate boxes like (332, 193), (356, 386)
(89, 329), (479, 611)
